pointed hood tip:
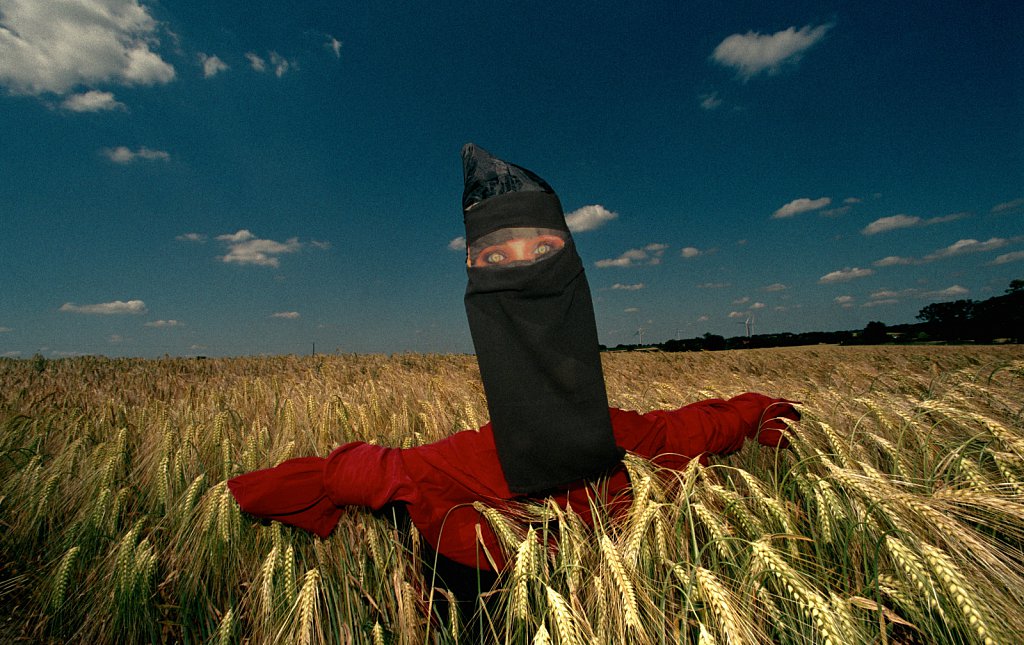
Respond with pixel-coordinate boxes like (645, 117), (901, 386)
(460, 144), (554, 211)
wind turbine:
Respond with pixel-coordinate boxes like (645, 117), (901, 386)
(736, 314), (754, 338)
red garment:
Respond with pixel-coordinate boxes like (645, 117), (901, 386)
(228, 393), (798, 570)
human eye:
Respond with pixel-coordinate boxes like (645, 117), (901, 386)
(485, 251), (507, 264)
(533, 243), (552, 256)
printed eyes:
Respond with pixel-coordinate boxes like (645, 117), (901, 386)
(486, 251), (507, 264)
(472, 235), (566, 267)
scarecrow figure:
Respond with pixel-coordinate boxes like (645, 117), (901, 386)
(228, 145), (799, 572)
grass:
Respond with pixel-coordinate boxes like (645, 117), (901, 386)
(1, 345), (1023, 643)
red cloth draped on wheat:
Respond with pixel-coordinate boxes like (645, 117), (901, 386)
(227, 393), (798, 570)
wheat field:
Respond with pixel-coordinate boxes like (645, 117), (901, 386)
(2, 345), (1023, 643)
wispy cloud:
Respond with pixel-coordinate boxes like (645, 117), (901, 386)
(447, 236), (465, 251)
(271, 311), (300, 319)
(699, 92), (722, 110)
(176, 233), (207, 243)
(819, 267), (874, 283)
(991, 197), (1024, 214)
(697, 282), (730, 289)
(764, 283), (787, 292)
(103, 146), (170, 164)
(874, 237), (1014, 266)
(0, 0), (175, 96)
(60, 300), (147, 315)
(772, 197), (831, 219)
(611, 283), (645, 291)
(835, 295), (855, 307)
(198, 53), (229, 78)
(326, 36), (342, 58)
(61, 90), (126, 112)
(145, 319), (182, 328)
(595, 243), (668, 268)
(865, 285), (969, 305)
(245, 52), (266, 73)
(711, 24), (833, 80)
(247, 51), (294, 77)
(0, 326), (13, 333)
(991, 250), (1024, 265)
(922, 238), (1007, 261)
(565, 204), (617, 232)
(216, 230), (301, 267)
(862, 212), (967, 235)
(680, 246), (702, 258)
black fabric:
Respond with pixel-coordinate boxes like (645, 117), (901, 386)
(461, 143), (623, 494)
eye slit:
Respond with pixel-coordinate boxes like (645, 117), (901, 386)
(534, 243), (552, 256)
(485, 251), (507, 264)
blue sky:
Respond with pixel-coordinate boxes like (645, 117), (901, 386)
(1, 0), (1021, 357)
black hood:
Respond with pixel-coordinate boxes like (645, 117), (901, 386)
(461, 143), (623, 494)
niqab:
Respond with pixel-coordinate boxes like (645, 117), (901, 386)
(461, 143), (623, 493)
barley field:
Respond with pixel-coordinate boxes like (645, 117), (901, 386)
(2, 345), (1023, 644)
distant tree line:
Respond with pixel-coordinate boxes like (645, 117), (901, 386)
(603, 279), (1023, 352)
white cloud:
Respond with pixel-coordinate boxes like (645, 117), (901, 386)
(61, 90), (125, 112)
(772, 197), (831, 219)
(0, 0), (175, 96)
(624, 307), (639, 313)
(728, 311), (747, 318)
(60, 299), (147, 315)
(447, 236), (466, 251)
(680, 246), (701, 258)
(2, 351), (21, 357)
(699, 92), (722, 110)
(922, 238), (1007, 261)
(271, 311), (300, 319)
(733, 296), (750, 305)
(819, 267), (874, 283)
(871, 289), (915, 300)
(216, 229), (301, 267)
(103, 146), (169, 163)
(863, 214), (920, 235)
(874, 255), (916, 267)
(145, 319), (182, 328)
(834, 295), (854, 304)
(862, 212), (967, 235)
(991, 250), (1024, 265)
(863, 299), (897, 307)
(750, 302), (766, 310)
(595, 243), (667, 268)
(928, 285), (969, 298)
(711, 24), (832, 79)
(611, 283), (645, 291)
(326, 36), (342, 58)
(245, 52), (266, 72)
(269, 52), (291, 77)
(844, 197), (862, 205)
(991, 197), (1024, 213)
(0, 326), (12, 332)
(198, 53), (228, 78)
(247, 51), (294, 77)
(109, 334), (124, 343)
(565, 204), (617, 232)
(176, 232), (206, 243)
(764, 283), (787, 292)
(697, 282), (730, 289)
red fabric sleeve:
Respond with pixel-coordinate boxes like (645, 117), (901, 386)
(227, 456), (342, 538)
(609, 393), (799, 470)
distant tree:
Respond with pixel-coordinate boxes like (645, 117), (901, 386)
(916, 299), (975, 341)
(702, 333), (726, 351)
(861, 321), (889, 344)
(1008, 279), (1024, 294)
